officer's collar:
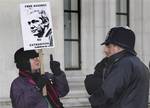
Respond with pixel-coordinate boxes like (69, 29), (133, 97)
(107, 50), (132, 64)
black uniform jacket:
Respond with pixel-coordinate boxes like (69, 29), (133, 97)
(84, 51), (149, 108)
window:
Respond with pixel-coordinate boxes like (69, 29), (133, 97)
(64, 0), (81, 70)
(116, 0), (130, 26)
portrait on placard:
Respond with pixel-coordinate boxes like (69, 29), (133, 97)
(20, 2), (54, 50)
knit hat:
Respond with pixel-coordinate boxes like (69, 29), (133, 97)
(101, 26), (136, 55)
(14, 47), (39, 70)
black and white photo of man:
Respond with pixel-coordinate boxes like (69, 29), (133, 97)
(20, 2), (54, 50)
(27, 10), (52, 39)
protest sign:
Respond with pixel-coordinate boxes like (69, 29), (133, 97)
(20, 2), (54, 50)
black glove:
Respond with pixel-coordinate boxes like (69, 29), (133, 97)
(84, 74), (103, 95)
(36, 75), (48, 91)
(50, 61), (62, 75)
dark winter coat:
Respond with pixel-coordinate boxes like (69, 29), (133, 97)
(84, 51), (149, 108)
(10, 71), (69, 108)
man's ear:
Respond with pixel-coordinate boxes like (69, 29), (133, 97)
(117, 45), (124, 52)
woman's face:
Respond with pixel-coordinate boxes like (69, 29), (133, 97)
(29, 57), (40, 72)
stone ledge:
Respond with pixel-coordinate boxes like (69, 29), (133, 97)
(61, 97), (90, 108)
(0, 98), (11, 108)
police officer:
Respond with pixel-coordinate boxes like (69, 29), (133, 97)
(84, 26), (149, 108)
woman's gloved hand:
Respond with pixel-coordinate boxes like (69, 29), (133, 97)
(50, 61), (62, 75)
(50, 54), (62, 76)
(36, 75), (48, 91)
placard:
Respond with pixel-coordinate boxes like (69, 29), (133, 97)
(20, 2), (54, 50)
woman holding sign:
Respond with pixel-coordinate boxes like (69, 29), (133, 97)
(10, 47), (69, 108)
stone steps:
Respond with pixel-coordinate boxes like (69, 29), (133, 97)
(61, 97), (90, 108)
(61, 75), (91, 108)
